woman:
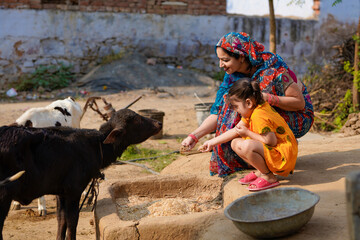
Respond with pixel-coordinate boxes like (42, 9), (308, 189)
(181, 32), (313, 177)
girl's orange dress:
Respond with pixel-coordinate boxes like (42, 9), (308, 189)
(241, 102), (298, 176)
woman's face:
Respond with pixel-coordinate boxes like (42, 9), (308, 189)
(216, 47), (248, 75)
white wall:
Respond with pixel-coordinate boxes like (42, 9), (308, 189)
(227, 0), (315, 19)
(227, 0), (359, 24)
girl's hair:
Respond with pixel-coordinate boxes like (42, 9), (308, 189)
(227, 78), (264, 106)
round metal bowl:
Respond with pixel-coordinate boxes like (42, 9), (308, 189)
(224, 187), (320, 239)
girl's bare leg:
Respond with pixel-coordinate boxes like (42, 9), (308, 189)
(231, 138), (277, 183)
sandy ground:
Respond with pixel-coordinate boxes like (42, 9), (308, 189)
(1, 87), (359, 239)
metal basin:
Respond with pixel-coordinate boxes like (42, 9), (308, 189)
(224, 187), (320, 239)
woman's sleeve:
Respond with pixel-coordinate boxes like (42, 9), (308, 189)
(210, 73), (231, 115)
(210, 86), (226, 114)
(281, 70), (296, 92)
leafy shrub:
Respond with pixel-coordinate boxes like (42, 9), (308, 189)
(100, 51), (125, 65)
(16, 63), (74, 91)
(333, 90), (357, 128)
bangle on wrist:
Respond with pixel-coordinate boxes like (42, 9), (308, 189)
(273, 95), (279, 106)
(267, 93), (280, 107)
(188, 134), (199, 143)
(267, 93), (273, 105)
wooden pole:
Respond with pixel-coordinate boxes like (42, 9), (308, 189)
(352, 16), (360, 111)
(269, 0), (276, 54)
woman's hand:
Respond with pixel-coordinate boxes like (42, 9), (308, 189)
(181, 136), (197, 151)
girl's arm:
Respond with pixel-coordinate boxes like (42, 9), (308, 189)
(199, 128), (239, 152)
(199, 119), (248, 152)
(236, 125), (277, 147)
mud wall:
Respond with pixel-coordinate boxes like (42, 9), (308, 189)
(0, 9), (321, 87)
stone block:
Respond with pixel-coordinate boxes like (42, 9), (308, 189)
(346, 171), (360, 240)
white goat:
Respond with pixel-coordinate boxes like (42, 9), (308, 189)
(16, 97), (82, 128)
(12, 97), (83, 216)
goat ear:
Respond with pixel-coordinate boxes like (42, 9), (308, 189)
(103, 128), (125, 144)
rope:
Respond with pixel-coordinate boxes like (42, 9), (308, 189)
(112, 150), (180, 175)
(116, 161), (160, 175)
(121, 150), (180, 163)
(79, 173), (104, 212)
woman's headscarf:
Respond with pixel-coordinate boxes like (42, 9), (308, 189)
(210, 32), (289, 115)
(215, 32), (288, 74)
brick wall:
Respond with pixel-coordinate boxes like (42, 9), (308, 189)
(0, 0), (226, 15)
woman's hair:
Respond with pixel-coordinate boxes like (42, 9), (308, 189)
(217, 47), (252, 72)
(221, 47), (240, 59)
(227, 78), (264, 106)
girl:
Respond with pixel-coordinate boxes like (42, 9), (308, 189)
(199, 78), (298, 191)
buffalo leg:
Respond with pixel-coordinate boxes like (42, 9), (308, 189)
(0, 197), (11, 240)
(56, 196), (67, 240)
(65, 196), (81, 240)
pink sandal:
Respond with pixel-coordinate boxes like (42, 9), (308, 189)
(246, 177), (280, 191)
(238, 171), (258, 185)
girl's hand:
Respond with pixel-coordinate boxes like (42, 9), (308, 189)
(198, 140), (215, 152)
(181, 136), (197, 151)
(235, 125), (249, 137)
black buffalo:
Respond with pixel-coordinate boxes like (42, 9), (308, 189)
(0, 109), (162, 240)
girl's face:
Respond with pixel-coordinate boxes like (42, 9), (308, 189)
(216, 47), (248, 75)
(229, 96), (254, 118)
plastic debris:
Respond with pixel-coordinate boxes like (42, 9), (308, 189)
(6, 88), (17, 97)
(146, 58), (157, 65)
(166, 65), (175, 69)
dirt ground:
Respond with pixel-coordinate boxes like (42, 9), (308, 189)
(1, 87), (360, 239)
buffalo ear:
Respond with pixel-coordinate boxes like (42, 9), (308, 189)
(103, 128), (125, 144)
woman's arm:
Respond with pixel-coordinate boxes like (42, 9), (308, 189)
(263, 83), (305, 111)
(181, 114), (218, 150)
